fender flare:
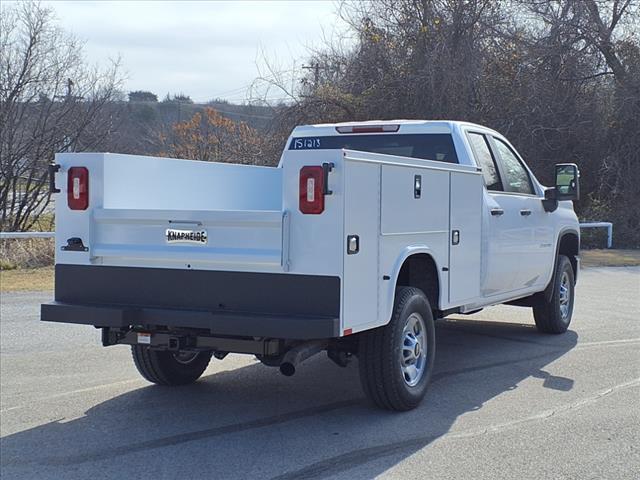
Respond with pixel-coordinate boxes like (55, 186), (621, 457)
(544, 228), (580, 302)
(382, 245), (443, 325)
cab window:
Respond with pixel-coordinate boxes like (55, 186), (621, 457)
(492, 138), (534, 195)
(467, 132), (502, 191)
(288, 134), (459, 163)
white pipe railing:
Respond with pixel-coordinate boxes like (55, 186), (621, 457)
(0, 232), (55, 239)
(1, 222), (614, 248)
(579, 222), (613, 248)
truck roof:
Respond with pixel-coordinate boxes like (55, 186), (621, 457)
(291, 119), (498, 137)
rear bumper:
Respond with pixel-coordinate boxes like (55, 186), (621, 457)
(41, 264), (341, 340)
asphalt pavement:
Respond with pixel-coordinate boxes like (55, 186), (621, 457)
(1, 266), (639, 479)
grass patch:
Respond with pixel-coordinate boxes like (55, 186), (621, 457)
(30, 212), (55, 232)
(0, 237), (54, 269)
(581, 249), (640, 267)
(1, 236), (55, 292)
(1, 266), (54, 292)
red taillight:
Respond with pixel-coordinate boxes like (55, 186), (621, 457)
(67, 167), (89, 210)
(335, 124), (399, 134)
(299, 166), (324, 214)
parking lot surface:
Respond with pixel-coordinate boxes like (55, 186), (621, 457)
(1, 266), (639, 479)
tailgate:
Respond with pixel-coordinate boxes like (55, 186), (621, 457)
(91, 207), (289, 269)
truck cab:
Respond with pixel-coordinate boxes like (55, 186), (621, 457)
(42, 120), (580, 411)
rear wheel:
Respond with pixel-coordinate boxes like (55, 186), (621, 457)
(131, 346), (212, 385)
(533, 255), (575, 334)
(358, 287), (435, 411)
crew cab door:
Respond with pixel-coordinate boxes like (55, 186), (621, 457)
(467, 132), (533, 296)
(488, 137), (554, 289)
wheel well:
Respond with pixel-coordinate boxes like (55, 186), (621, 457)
(396, 254), (439, 310)
(558, 232), (579, 275)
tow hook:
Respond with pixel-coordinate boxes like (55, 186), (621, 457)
(167, 336), (187, 351)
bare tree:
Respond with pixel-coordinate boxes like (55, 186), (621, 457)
(256, 0), (639, 246)
(0, 2), (122, 232)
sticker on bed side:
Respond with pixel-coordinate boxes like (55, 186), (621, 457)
(137, 333), (151, 344)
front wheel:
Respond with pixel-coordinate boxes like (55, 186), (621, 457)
(358, 287), (436, 411)
(131, 346), (212, 385)
(533, 255), (575, 334)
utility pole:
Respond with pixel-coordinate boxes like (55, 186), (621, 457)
(54, 78), (83, 102)
(53, 78), (83, 153)
(302, 63), (321, 92)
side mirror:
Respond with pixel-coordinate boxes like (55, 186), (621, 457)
(542, 187), (558, 213)
(555, 163), (580, 201)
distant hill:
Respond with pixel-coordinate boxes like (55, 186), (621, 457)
(101, 99), (279, 157)
(125, 99), (275, 131)
(203, 101), (275, 131)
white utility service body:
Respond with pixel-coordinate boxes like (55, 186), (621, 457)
(42, 120), (581, 411)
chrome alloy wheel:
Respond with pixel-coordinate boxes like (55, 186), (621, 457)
(400, 313), (428, 387)
(559, 271), (571, 320)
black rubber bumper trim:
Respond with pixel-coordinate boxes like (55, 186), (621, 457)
(41, 301), (340, 340)
(52, 264), (340, 318)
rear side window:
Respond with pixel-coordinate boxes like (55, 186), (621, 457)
(467, 133), (502, 191)
(492, 138), (534, 195)
(288, 134), (458, 163)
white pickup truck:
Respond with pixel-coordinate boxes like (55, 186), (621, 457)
(42, 120), (580, 411)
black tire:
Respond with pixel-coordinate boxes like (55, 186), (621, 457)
(533, 255), (575, 334)
(131, 346), (212, 385)
(358, 287), (436, 411)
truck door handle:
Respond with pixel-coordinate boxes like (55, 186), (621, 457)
(520, 209), (532, 216)
(490, 208), (504, 216)
(48, 163), (61, 194)
(322, 162), (334, 195)
(414, 175), (422, 199)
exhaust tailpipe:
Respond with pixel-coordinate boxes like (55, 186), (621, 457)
(279, 341), (327, 376)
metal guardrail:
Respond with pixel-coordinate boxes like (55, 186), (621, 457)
(579, 222), (613, 248)
(1, 222), (614, 248)
(0, 232), (55, 239)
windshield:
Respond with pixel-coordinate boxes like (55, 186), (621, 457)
(288, 133), (458, 163)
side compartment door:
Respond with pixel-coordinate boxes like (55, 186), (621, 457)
(448, 171), (483, 304)
(342, 160), (380, 333)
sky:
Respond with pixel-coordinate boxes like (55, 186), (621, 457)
(38, 1), (346, 103)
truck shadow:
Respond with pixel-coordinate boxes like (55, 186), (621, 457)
(1, 317), (578, 480)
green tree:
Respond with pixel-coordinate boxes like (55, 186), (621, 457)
(128, 91), (158, 102)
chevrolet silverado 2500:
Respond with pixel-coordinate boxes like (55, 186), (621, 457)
(41, 120), (581, 411)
